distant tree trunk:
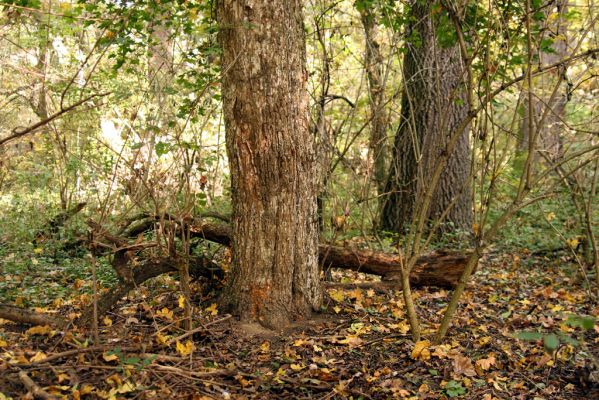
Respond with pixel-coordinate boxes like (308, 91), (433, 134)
(218, 0), (322, 328)
(360, 7), (388, 196)
(518, 0), (568, 161)
(381, 1), (472, 233)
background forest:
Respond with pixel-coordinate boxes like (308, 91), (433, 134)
(0, 0), (598, 399)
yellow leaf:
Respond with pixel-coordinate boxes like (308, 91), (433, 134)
(338, 335), (363, 347)
(178, 295), (185, 309)
(333, 306), (341, 314)
(176, 340), (195, 357)
(205, 303), (218, 316)
(329, 290), (344, 303)
(478, 336), (492, 346)
(431, 344), (451, 359)
(103, 317), (113, 327)
(34, 247), (43, 254)
(115, 381), (136, 394)
(411, 340), (431, 361)
(25, 325), (55, 336)
(293, 339), (308, 347)
(290, 363), (304, 371)
(0, 339), (7, 348)
(103, 352), (119, 362)
(566, 237), (579, 249)
(74, 279), (85, 289)
(156, 307), (174, 321)
(31, 258), (39, 265)
(545, 212), (555, 222)
(105, 373), (122, 387)
(30, 352), (47, 362)
(56, 373), (70, 383)
(476, 355), (496, 371)
(156, 333), (170, 346)
(388, 322), (410, 334)
(260, 341), (270, 353)
(79, 384), (95, 395)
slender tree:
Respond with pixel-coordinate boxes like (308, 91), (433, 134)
(518, 0), (569, 161)
(360, 5), (389, 196)
(381, 1), (472, 233)
(218, 0), (322, 328)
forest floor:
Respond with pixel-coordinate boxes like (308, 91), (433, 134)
(0, 251), (598, 399)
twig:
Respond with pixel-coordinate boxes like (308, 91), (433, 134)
(17, 370), (58, 400)
(168, 314), (232, 345)
(0, 92), (109, 147)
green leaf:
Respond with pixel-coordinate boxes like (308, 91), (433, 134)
(565, 315), (595, 330)
(155, 142), (170, 157)
(543, 334), (559, 352)
(445, 380), (466, 397)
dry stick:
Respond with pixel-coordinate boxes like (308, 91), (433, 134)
(17, 370), (58, 400)
(168, 314), (233, 345)
(88, 249), (100, 345)
(588, 159), (599, 297)
(0, 92), (109, 147)
(26, 345), (143, 366)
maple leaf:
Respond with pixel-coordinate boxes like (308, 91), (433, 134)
(156, 307), (174, 321)
(411, 340), (431, 361)
(475, 355), (496, 371)
(205, 303), (218, 316)
(453, 354), (476, 377)
(155, 333), (170, 346)
(176, 340), (195, 356)
(339, 335), (364, 347)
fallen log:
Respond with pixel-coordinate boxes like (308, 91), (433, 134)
(0, 304), (68, 328)
(185, 221), (469, 288)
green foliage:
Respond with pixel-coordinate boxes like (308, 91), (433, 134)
(516, 314), (596, 354)
(444, 380), (466, 397)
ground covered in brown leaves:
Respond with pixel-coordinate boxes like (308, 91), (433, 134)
(0, 253), (597, 399)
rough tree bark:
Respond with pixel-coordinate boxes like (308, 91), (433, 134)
(381, 1), (472, 233)
(218, 0), (322, 328)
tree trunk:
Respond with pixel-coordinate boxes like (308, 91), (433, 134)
(381, 1), (472, 233)
(518, 0), (568, 161)
(218, 0), (322, 328)
(360, 7), (389, 196)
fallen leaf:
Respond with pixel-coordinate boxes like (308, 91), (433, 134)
(25, 325), (55, 337)
(30, 352), (47, 362)
(411, 340), (431, 361)
(453, 354), (476, 377)
(176, 340), (195, 357)
(156, 307), (174, 321)
(205, 303), (218, 316)
(476, 355), (496, 371)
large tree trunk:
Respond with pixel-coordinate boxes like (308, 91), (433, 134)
(381, 1), (472, 233)
(218, 0), (322, 328)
